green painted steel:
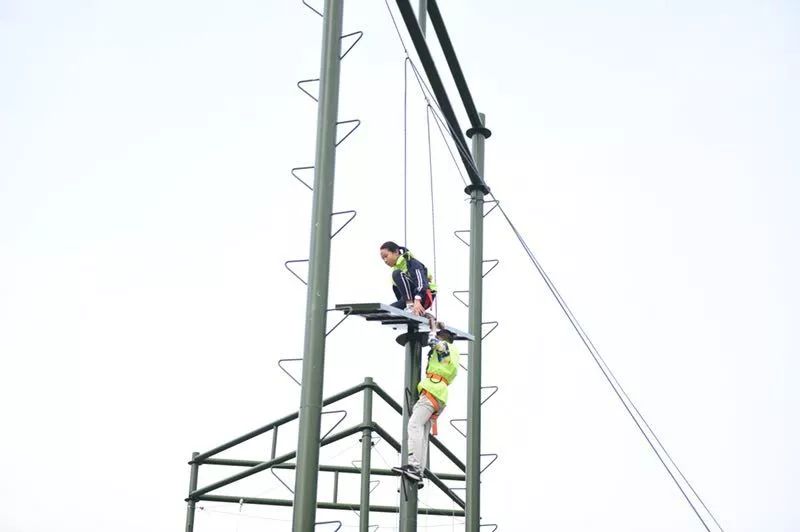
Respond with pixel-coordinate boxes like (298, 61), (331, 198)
(193, 383), (365, 463)
(399, 327), (422, 532)
(360, 378), (374, 531)
(185, 452), (199, 532)
(202, 460), (466, 481)
(292, 0), (345, 529)
(417, 0), (428, 36)
(466, 112), (487, 532)
(196, 494), (465, 517)
(192, 426), (364, 499)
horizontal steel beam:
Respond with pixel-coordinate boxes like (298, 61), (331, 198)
(189, 380), (466, 499)
(200, 460), (466, 482)
(189, 424), (364, 499)
(196, 494), (465, 517)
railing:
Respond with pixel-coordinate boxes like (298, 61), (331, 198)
(184, 378), (468, 532)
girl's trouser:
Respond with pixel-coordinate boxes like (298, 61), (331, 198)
(391, 269), (435, 310)
(407, 394), (443, 471)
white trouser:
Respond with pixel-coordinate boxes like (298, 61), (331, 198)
(407, 394), (443, 471)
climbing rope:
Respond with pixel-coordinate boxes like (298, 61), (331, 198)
(426, 105), (439, 319)
(426, 101), (468, 188)
(403, 57), (474, 187)
(401, 56), (481, 182)
(386, 0), (470, 190)
(384, 3), (724, 530)
(490, 196), (724, 532)
(401, 58), (447, 320)
(403, 56), (409, 247)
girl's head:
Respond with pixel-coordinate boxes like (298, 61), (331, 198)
(435, 322), (455, 343)
(379, 241), (405, 267)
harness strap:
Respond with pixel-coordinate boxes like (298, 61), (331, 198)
(426, 372), (449, 385)
(421, 372), (450, 435)
(421, 389), (441, 436)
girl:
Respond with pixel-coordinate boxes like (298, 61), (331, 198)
(392, 322), (459, 486)
(379, 241), (436, 316)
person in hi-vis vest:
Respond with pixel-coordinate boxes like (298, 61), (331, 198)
(392, 322), (459, 487)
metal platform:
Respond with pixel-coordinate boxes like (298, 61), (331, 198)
(334, 302), (474, 341)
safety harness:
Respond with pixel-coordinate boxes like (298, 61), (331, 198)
(422, 372), (449, 436)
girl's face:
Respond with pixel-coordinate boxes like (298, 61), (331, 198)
(380, 248), (399, 267)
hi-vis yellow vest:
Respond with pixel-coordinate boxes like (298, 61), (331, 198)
(418, 341), (459, 405)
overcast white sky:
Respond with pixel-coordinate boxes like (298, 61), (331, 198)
(1, 0), (798, 531)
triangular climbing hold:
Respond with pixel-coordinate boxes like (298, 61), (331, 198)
(331, 210), (357, 239)
(449, 418), (467, 438)
(284, 259), (309, 285)
(301, 0), (322, 17)
(482, 321), (499, 340)
(482, 259), (500, 278)
(278, 357), (303, 385)
(481, 385), (498, 405)
(452, 290), (469, 308)
(297, 78), (320, 102)
(340, 31), (363, 59)
(454, 229), (470, 247)
(335, 119), (361, 146)
(291, 166), (314, 191)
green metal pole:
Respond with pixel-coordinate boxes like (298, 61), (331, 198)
(333, 471), (339, 502)
(399, 326), (422, 532)
(185, 452), (199, 532)
(292, 0), (344, 529)
(465, 112), (487, 532)
(360, 377), (374, 531)
(417, 0), (428, 36)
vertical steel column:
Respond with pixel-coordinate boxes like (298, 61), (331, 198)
(185, 452), (199, 532)
(399, 326), (422, 532)
(465, 112), (487, 532)
(333, 471), (340, 503)
(417, 0), (428, 36)
(360, 377), (374, 531)
(292, 0), (344, 529)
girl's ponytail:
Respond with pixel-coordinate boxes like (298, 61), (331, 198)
(380, 241), (410, 257)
